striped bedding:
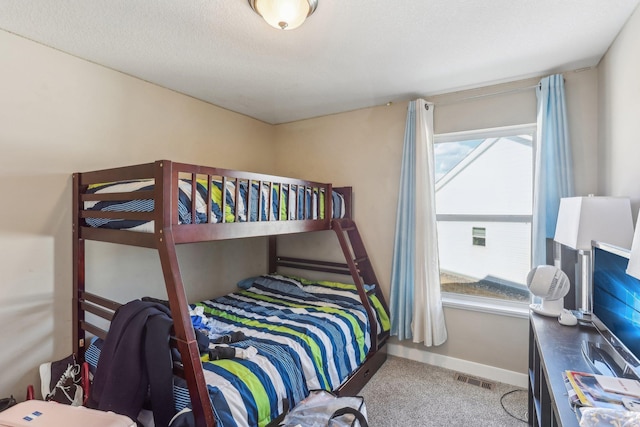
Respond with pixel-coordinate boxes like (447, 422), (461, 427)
(86, 274), (390, 427)
(84, 179), (345, 232)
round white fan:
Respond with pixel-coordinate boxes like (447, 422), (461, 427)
(527, 265), (570, 317)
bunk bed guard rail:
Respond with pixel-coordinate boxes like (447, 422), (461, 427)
(74, 160), (346, 247)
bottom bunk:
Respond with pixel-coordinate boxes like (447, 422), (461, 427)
(81, 273), (390, 427)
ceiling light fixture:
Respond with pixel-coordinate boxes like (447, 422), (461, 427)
(248, 0), (318, 31)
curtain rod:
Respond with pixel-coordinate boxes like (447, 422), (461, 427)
(430, 83), (540, 106)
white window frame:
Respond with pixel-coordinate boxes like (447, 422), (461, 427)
(435, 123), (536, 317)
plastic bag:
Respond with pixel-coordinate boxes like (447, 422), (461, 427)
(579, 407), (640, 427)
(280, 390), (368, 427)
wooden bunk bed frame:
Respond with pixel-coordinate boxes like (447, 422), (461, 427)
(72, 160), (390, 427)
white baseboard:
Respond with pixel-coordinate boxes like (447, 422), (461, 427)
(387, 343), (528, 388)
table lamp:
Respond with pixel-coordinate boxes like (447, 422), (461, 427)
(554, 196), (634, 315)
(627, 215), (640, 280)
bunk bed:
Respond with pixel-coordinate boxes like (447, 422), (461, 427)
(72, 160), (390, 427)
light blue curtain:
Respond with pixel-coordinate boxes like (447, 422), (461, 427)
(532, 74), (575, 267)
(390, 99), (447, 346)
(390, 101), (417, 341)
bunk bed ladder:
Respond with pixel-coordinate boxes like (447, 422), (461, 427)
(331, 218), (390, 352)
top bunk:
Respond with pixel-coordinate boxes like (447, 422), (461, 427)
(73, 160), (352, 248)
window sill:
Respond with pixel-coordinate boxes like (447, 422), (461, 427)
(441, 292), (530, 319)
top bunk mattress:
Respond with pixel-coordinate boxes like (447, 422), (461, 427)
(83, 178), (346, 233)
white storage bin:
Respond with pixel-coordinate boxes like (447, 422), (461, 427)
(0, 400), (136, 427)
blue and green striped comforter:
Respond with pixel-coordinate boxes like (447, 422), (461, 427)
(189, 274), (390, 427)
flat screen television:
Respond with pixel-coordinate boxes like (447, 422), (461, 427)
(587, 241), (640, 379)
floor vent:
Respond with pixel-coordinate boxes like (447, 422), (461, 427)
(454, 373), (496, 390)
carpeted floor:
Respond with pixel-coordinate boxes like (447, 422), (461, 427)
(359, 356), (528, 426)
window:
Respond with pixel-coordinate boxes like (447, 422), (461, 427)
(472, 227), (486, 246)
(434, 125), (535, 304)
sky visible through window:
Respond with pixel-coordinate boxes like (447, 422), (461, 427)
(434, 139), (483, 181)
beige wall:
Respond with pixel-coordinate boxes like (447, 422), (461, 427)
(274, 69), (599, 377)
(598, 5), (640, 220)
(274, 104), (408, 285)
(0, 30), (274, 398)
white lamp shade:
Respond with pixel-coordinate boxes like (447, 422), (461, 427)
(627, 215), (640, 279)
(554, 196), (634, 251)
(253, 0), (311, 30)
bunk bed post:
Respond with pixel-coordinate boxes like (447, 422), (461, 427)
(268, 236), (277, 274)
(155, 162), (216, 427)
(72, 173), (85, 357)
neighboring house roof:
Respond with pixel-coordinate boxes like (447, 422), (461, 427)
(434, 135), (533, 215)
(435, 138), (498, 192)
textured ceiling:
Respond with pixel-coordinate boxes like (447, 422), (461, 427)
(1, 0), (638, 124)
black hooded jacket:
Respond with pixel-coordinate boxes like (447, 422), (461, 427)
(86, 300), (174, 427)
